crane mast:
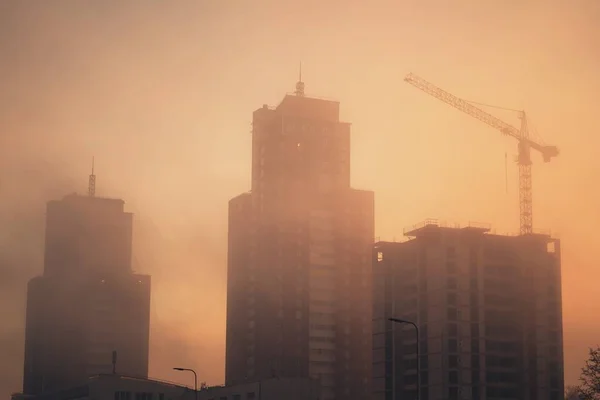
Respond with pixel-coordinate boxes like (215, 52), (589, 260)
(404, 73), (559, 235)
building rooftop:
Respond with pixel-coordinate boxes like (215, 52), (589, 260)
(255, 75), (342, 122)
(373, 218), (556, 241)
(48, 193), (127, 214)
(88, 374), (186, 389)
(61, 192), (125, 205)
(403, 218), (491, 237)
(275, 94), (340, 122)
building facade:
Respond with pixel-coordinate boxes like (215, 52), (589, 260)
(226, 79), (374, 400)
(372, 220), (563, 400)
(23, 194), (151, 395)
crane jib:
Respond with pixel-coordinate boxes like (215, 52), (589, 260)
(404, 72), (559, 235)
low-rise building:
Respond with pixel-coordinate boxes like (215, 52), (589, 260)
(12, 374), (320, 400)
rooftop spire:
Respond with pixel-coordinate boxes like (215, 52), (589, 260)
(294, 62), (305, 97)
(88, 157), (96, 197)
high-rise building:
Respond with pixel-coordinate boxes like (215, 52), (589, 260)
(372, 220), (563, 400)
(226, 77), (374, 400)
(22, 193), (151, 395)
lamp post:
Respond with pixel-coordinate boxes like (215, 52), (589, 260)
(389, 318), (420, 400)
(173, 367), (198, 400)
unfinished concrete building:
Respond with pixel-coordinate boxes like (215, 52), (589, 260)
(372, 220), (563, 400)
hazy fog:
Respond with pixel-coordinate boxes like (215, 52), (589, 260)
(1, 0), (599, 397)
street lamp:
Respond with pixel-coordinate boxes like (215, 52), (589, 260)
(389, 318), (420, 400)
(173, 367), (198, 400)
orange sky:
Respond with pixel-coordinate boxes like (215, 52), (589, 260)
(1, 0), (599, 395)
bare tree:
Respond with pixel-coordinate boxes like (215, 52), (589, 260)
(579, 346), (600, 400)
(566, 385), (582, 400)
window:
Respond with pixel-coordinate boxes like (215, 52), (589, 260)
(548, 361), (560, 374)
(404, 374), (418, 385)
(373, 348), (386, 363)
(115, 392), (131, 400)
(373, 333), (385, 348)
(448, 323), (458, 337)
(404, 343), (417, 354)
(420, 370), (429, 385)
(448, 355), (458, 368)
(373, 377), (386, 392)
(472, 386), (480, 400)
(447, 277), (457, 289)
(447, 308), (458, 321)
(470, 277), (478, 289)
(449, 371), (458, 384)
(448, 339), (458, 352)
(471, 338), (480, 353)
(373, 362), (387, 378)
(447, 293), (457, 305)
(449, 387), (458, 400)
(470, 292), (478, 305)
(420, 324), (428, 339)
(469, 262), (477, 275)
(471, 323), (480, 337)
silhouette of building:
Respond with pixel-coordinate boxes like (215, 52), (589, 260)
(13, 374), (320, 400)
(22, 192), (151, 395)
(226, 74), (374, 400)
(372, 220), (563, 400)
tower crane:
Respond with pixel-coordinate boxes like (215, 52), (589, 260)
(404, 73), (559, 235)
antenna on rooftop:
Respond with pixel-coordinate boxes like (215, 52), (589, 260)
(88, 157), (96, 197)
(294, 62), (305, 97)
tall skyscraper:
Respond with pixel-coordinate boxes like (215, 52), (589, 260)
(226, 76), (374, 400)
(372, 220), (563, 400)
(22, 190), (151, 395)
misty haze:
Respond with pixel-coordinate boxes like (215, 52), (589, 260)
(1, 1), (600, 400)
